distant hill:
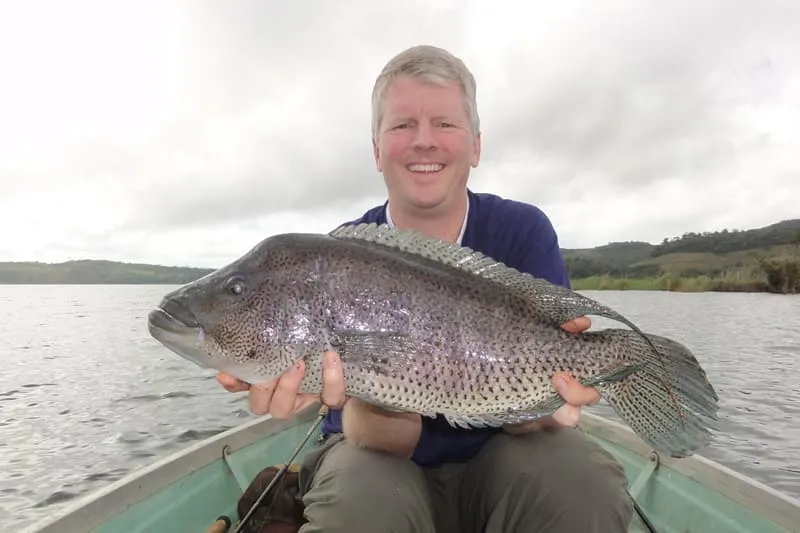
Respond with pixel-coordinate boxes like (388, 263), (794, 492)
(562, 219), (800, 280)
(0, 260), (214, 284)
(563, 219), (800, 293)
(2, 219), (798, 290)
(650, 219), (800, 256)
(561, 242), (656, 278)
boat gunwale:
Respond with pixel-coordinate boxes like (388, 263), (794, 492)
(21, 407), (321, 533)
(579, 413), (800, 531)
(22, 408), (800, 532)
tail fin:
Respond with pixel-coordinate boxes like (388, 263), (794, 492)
(595, 329), (719, 458)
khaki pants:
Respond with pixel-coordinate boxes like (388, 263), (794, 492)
(297, 427), (634, 533)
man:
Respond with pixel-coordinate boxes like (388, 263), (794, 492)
(218, 45), (634, 532)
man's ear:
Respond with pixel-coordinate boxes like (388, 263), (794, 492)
(471, 131), (481, 168)
(373, 138), (383, 172)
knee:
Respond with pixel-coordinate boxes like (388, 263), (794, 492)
(518, 430), (634, 527)
(482, 430), (633, 531)
(301, 442), (435, 533)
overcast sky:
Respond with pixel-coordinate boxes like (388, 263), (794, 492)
(1, 0), (797, 267)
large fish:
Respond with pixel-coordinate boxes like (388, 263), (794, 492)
(147, 223), (719, 458)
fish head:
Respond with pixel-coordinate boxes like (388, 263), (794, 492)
(147, 235), (302, 385)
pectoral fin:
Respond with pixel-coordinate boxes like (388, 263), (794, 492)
(328, 329), (418, 377)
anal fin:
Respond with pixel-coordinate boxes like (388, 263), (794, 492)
(443, 404), (555, 430)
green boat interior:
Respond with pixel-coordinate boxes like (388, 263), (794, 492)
(23, 407), (800, 533)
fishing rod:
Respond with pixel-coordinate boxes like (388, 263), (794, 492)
(207, 405), (658, 533)
(230, 405), (328, 533)
(630, 490), (659, 533)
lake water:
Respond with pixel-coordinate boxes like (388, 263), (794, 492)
(0, 285), (798, 531)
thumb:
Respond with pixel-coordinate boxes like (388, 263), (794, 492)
(553, 373), (600, 406)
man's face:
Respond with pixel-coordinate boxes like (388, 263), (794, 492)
(373, 75), (481, 212)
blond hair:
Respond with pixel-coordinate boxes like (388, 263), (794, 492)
(371, 45), (480, 140)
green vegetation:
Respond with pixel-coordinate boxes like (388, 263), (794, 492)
(0, 260), (213, 285)
(3, 219), (799, 292)
(651, 219), (800, 256)
(564, 219), (800, 294)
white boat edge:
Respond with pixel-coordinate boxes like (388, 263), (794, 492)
(18, 407), (321, 533)
(20, 408), (800, 533)
(580, 412), (800, 532)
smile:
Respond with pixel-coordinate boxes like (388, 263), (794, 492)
(407, 163), (444, 173)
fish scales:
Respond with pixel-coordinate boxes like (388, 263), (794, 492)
(289, 235), (611, 420)
(147, 223), (719, 458)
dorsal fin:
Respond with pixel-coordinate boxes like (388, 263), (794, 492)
(328, 223), (669, 374)
(331, 223), (625, 326)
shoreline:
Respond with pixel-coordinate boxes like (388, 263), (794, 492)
(571, 274), (797, 294)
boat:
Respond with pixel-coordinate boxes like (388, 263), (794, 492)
(22, 405), (800, 533)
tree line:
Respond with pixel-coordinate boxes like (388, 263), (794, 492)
(650, 220), (800, 257)
(0, 260), (213, 284)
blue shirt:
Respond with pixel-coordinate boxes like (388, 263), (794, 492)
(321, 189), (571, 467)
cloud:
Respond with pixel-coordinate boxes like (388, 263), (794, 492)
(466, 0), (800, 246)
(0, 0), (798, 264)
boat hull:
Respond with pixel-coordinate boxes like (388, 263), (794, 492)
(22, 407), (800, 533)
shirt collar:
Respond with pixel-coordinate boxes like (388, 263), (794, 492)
(385, 196), (469, 245)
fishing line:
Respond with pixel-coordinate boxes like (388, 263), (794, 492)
(232, 406), (328, 533)
(630, 491), (659, 533)
(229, 406), (658, 533)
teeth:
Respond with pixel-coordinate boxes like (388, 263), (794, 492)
(408, 164), (443, 172)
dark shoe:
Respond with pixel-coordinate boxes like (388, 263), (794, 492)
(236, 464), (305, 533)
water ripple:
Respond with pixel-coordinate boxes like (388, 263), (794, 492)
(0, 286), (798, 531)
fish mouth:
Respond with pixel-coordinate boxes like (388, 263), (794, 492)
(151, 298), (201, 330)
(147, 300), (211, 368)
(148, 307), (194, 335)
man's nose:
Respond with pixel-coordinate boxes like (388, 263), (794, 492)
(412, 123), (437, 150)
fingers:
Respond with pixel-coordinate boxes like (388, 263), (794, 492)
(216, 372), (250, 393)
(216, 370), (287, 418)
(561, 316), (592, 334)
(553, 372), (601, 406)
(321, 351), (347, 409)
(248, 380), (277, 416)
(222, 353), (347, 418)
(509, 374), (596, 432)
(268, 360), (306, 419)
(292, 394), (321, 414)
(550, 405), (582, 427)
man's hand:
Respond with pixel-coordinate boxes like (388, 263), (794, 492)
(504, 316), (600, 434)
(216, 351), (347, 419)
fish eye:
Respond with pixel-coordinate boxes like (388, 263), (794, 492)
(224, 275), (247, 297)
